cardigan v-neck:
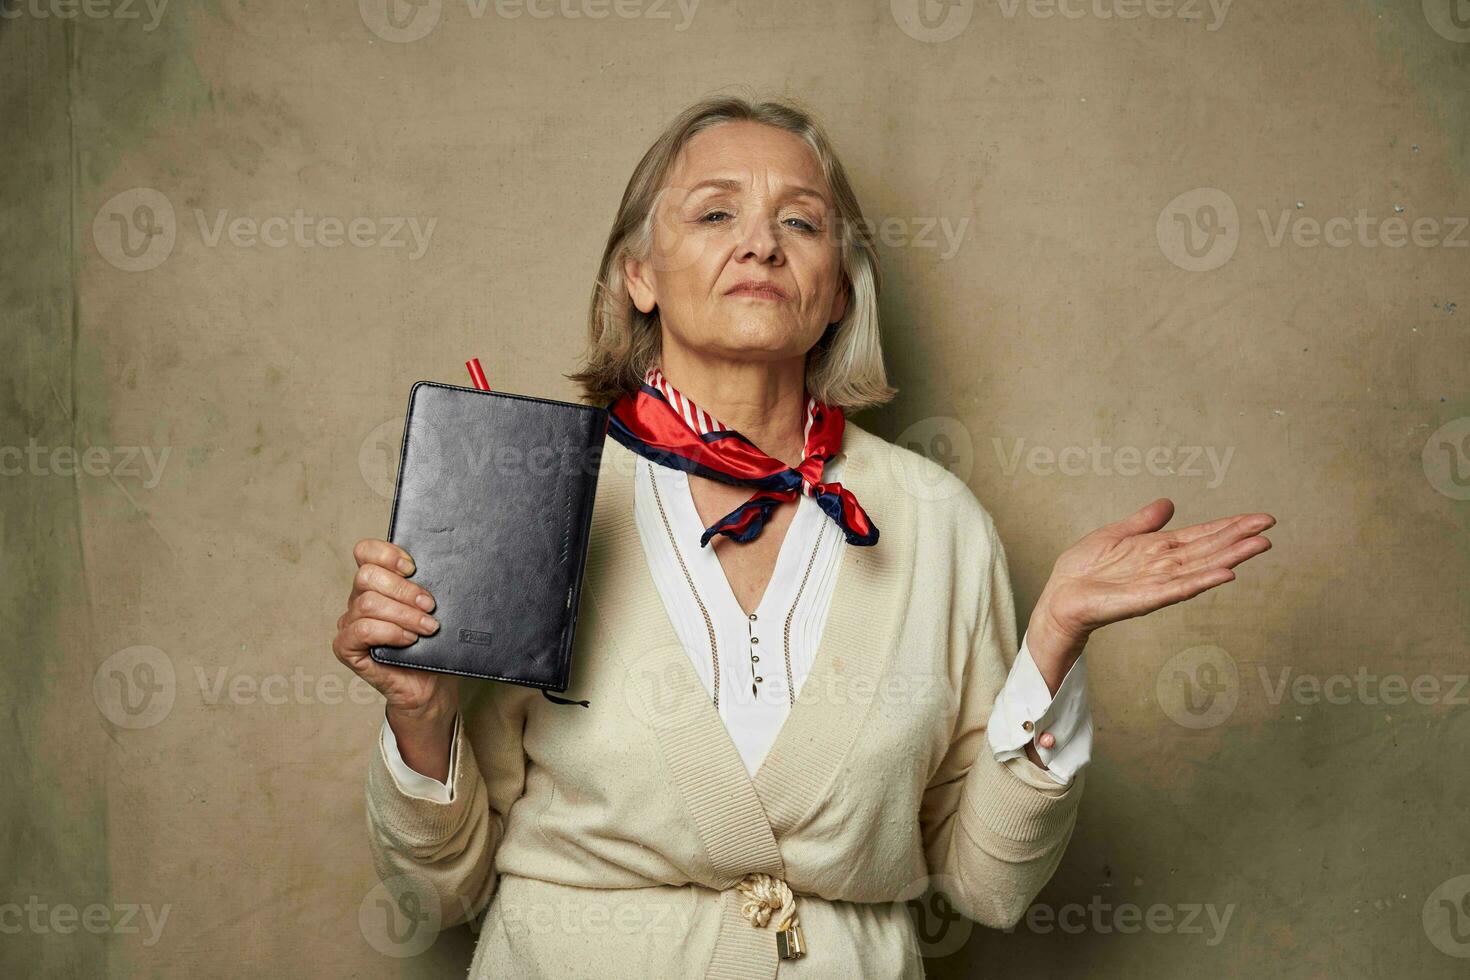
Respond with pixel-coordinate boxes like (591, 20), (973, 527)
(365, 418), (1089, 980)
(591, 426), (913, 814)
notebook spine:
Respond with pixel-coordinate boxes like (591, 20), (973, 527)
(552, 408), (610, 691)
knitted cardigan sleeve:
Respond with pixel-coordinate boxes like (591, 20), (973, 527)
(363, 688), (529, 930)
(919, 505), (1086, 930)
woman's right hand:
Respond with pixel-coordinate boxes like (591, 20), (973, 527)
(333, 538), (459, 780)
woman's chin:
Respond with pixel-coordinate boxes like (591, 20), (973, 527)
(704, 318), (814, 357)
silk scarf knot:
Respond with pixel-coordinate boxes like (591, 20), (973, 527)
(605, 365), (879, 549)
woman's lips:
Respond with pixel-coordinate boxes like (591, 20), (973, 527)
(726, 282), (789, 300)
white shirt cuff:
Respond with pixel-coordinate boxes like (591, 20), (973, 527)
(987, 631), (1094, 786)
(379, 714), (458, 804)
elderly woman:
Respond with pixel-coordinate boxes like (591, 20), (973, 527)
(331, 95), (1274, 978)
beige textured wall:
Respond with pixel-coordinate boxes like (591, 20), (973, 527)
(3, 1), (1467, 976)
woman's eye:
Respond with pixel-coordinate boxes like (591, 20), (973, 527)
(695, 210), (819, 232)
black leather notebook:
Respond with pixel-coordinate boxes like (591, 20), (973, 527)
(369, 381), (609, 694)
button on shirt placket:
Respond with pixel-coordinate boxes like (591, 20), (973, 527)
(747, 612), (762, 699)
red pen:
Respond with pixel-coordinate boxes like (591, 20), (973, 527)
(466, 357), (491, 391)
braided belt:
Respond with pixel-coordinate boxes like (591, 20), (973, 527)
(735, 873), (807, 960)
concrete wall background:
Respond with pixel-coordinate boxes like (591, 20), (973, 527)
(2, 1), (1466, 976)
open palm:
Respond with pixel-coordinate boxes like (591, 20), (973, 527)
(1035, 497), (1275, 641)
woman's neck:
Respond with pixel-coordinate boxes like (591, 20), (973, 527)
(657, 346), (809, 467)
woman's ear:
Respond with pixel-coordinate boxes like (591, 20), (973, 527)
(624, 255), (658, 314)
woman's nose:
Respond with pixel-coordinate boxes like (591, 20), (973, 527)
(734, 214), (782, 264)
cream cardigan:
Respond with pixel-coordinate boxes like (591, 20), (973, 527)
(364, 419), (1086, 978)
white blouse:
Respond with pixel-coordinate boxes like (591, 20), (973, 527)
(382, 455), (1094, 801)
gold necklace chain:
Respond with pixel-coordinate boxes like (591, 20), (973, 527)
(646, 462), (826, 712)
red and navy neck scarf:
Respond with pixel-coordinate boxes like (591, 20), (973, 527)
(605, 365), (879, 548)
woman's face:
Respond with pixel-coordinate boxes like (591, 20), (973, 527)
(624, 120), (849, 364)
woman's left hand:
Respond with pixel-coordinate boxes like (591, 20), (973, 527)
(1025, 498), (1276, 683)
